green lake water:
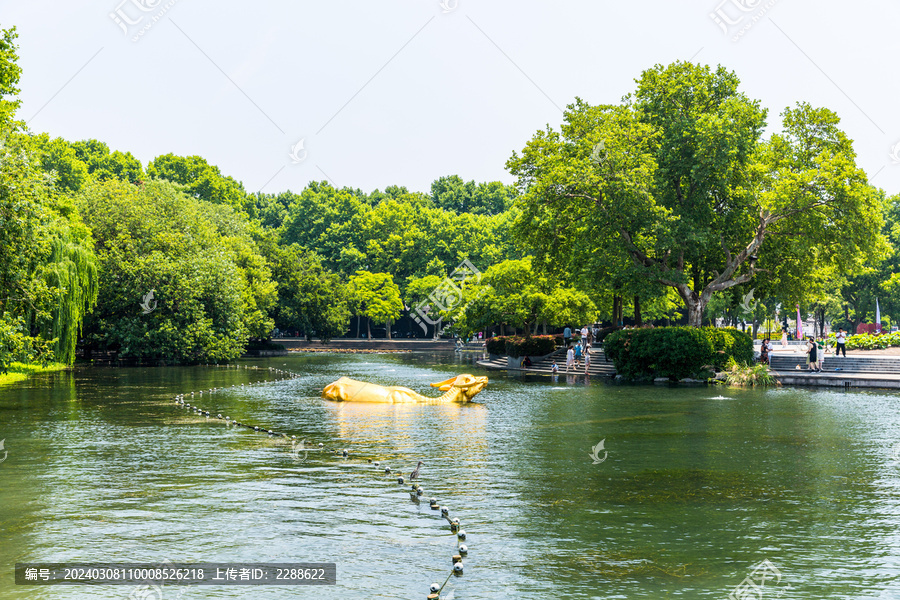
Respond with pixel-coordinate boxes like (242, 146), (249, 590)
(2, 351), (900, 599)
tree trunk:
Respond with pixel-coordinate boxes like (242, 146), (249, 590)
(386, 319), (392, 340)
(612, 295), (620, 326)
(633, 295), (642, 327)
(356, 315), (361, 338)
(687, 302), (703, 327)
(367, 317), (372, 339)
(542, 320), (547, 335)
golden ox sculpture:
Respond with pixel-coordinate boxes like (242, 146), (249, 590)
(322, 374), (488, 404)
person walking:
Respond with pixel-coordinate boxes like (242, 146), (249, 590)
(563, 326), (572, 349)
(760, 338), (770, 365)
(584, 344), (592, 374)
(574, 343), (582, 370)
(835, 328), (847, 357)
(781, 328), (788, 349)
(566, 345), (575, 372)
(581, 325), (590, 350)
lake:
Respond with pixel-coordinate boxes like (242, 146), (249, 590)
(2, 351), (900, 599)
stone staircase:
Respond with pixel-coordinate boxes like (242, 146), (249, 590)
(478, 347), (617, 376)
(770, 354), (900, 373)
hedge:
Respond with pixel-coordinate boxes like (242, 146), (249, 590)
(596, 326), (622, 344)
(603, 327), (753, 380)
(484, 335), (560, 358)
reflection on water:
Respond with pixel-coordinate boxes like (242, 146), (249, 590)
(2, 354), (900, 598)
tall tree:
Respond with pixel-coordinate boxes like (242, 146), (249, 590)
(508, 62), (886, 326)
(77, 180), (273, 362)
(148, 153), (250, 213)
(347, 271), (403, 339)
(270, 245), (350, 341)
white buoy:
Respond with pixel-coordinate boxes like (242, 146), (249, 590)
(457, 530), (466, 540)
(459, 544), (467, 555)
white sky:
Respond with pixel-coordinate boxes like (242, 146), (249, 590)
(3, 0), (899, 197)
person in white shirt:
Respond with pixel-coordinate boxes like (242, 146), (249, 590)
(835, 328), (847, 357)
(581, 326), (589, 349)
(566, 345), (575, 372)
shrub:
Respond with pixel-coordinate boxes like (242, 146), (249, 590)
(723, 357), (776, 386)
(485, 335), (558, 357)
(0, 315), (56, 372)
(485, 336), (506, 355)
(834, 331), (900, 350)
(708, 327), (754, 365)
(604, 327), (753, 380)
(596, 326), (622, 344)
(505, 335), (557, 358)
(856, 323), (879, 335)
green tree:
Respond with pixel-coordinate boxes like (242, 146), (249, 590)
(71, 139), (144, 183)
(0, 30), (98, 367)
(431, 175), (516, 215)
(347, 271), (403, 339)
(0, 26), (21, 130)
(77, 180), (273, 362)
(148, 153), (250, 213)
(271, 245), (350, 341)
(508, 62), (886, 327)
(462, 259), (597, 335)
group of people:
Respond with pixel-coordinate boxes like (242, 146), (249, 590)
(544, 344), (592, 374)
(562, 325), (596, 350)
(758, 328), (848, 371)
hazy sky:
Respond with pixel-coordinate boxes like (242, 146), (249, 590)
(3, 1), (899, 197)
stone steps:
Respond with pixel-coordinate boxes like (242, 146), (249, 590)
(770, 354), (900, 373)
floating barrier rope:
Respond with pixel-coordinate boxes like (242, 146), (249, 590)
(172, 364), (467, 599)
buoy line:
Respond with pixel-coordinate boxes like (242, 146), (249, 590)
(173, 364), (468, 599)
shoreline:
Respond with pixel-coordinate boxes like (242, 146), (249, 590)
(0, 362), (70, 387)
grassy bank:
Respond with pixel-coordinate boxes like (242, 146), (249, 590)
(0, 362), (69, 386)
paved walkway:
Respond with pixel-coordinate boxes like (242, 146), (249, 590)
(770, 370), (900, 389)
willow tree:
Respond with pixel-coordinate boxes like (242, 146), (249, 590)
(508, 62), (885, 327)
(38, 219), (99, 363)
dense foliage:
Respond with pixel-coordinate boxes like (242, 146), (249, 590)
(509, 62), (886, 327)
(485, 335), (560, 358)
(829, 331), (900, 350)
(2, 23), (899, 369)
(0, 27), (98, 370)
(76, 180), (275, 362)
(604, 327), (753, 380)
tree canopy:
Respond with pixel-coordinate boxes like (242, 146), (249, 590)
(508, 61), (886, 326)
